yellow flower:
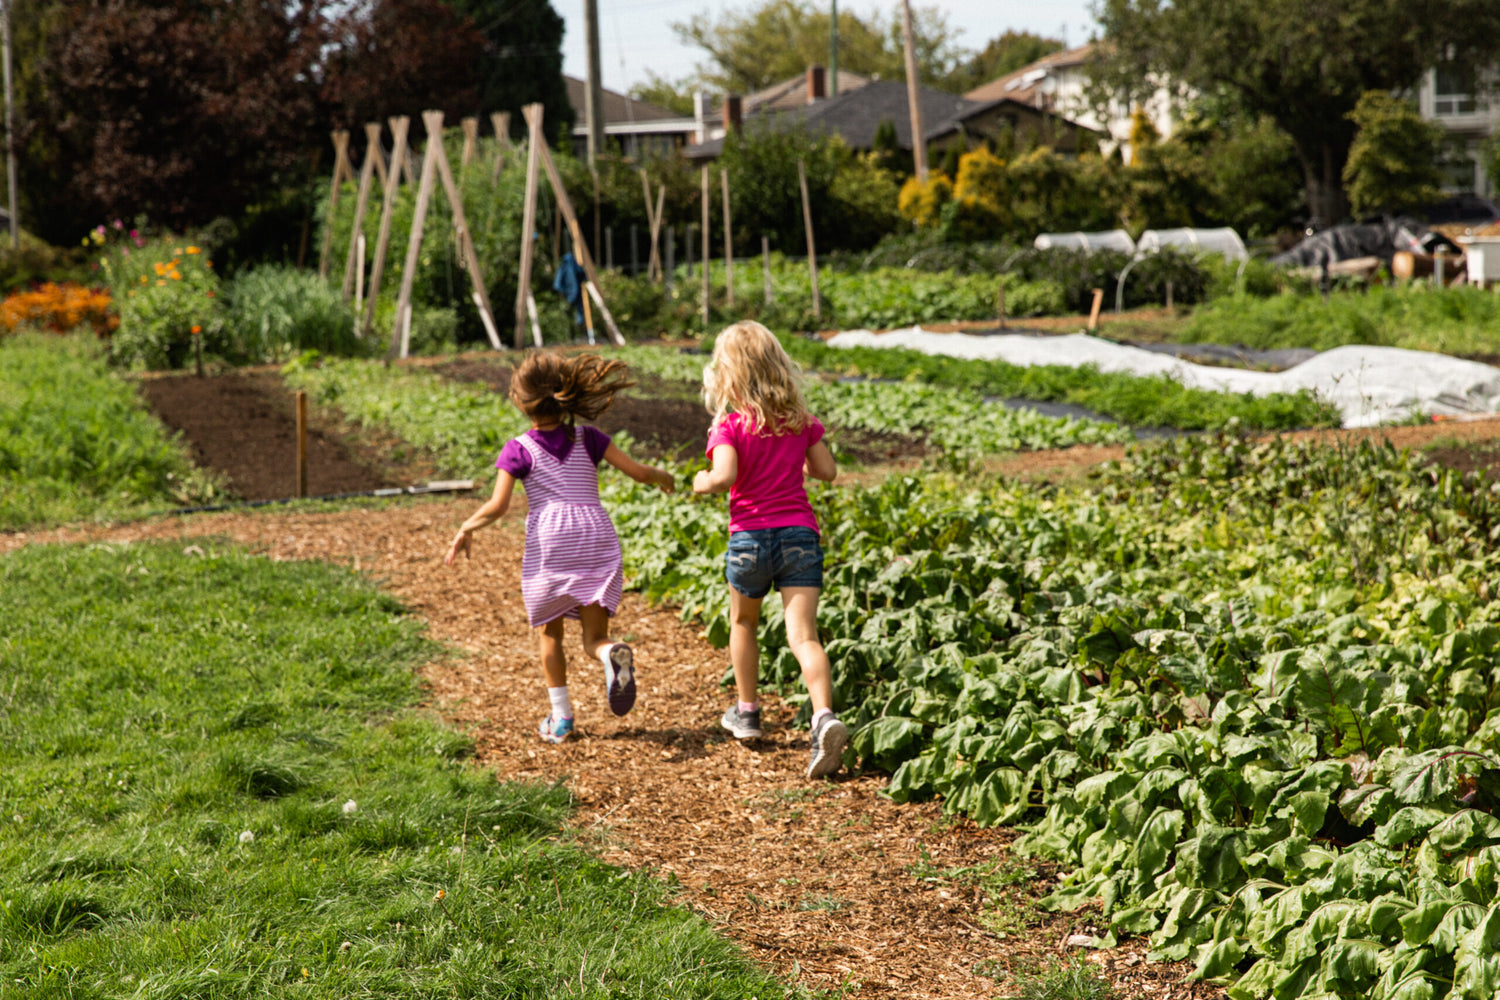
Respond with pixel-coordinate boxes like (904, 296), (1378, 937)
(186, 246), (200, 254)
(156, 279), (166, 286)
(139, 276), (147, 284)
(173, 247), (183, 256)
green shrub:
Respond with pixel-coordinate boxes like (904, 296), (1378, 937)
(224, 265), (363, 362)
(102, 237), (223, 369)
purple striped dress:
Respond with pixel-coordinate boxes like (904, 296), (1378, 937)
(515, 428), (624, 627)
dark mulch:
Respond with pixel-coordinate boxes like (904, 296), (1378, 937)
(137, 371), (396, 501)
(435, 359), (928, 466)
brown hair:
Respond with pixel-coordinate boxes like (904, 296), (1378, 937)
(508, 352), (634, 425)
(703, 320), (811, 434)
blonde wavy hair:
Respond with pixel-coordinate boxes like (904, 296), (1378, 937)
(702, 320), (812, 434)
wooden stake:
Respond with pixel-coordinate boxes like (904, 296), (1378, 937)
(997, 283), (1006, 330)
(390, 112), (444, 358)
(491, 111), (512, 182)
(526, 104), (625, 345)
(318, 129), (352, 279)
(1088, 287), (1104, 331)
(370, 138), (388, 189)
(798, 159), (820, 321)
(354, 233), (365, 326)
(721, 169), (734, 308)
(762, 235), (773, 304)
(701, 165), (710, 327)
(593, 169), (601, 265)
(296, 391), (308, 498)
(460, 116), (479, 168)
(581, 278), (596, 344)
(341, 122), (382, 301)
(361, 116), (410, 337)
(641, 169), (662, 281)
(515, 103), (544, 348)
(423, 109), (503, 349)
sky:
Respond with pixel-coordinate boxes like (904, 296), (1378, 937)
(555, 0), (1100, 95)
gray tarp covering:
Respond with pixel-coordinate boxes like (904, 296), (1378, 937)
(1271, 217), (1459, 268)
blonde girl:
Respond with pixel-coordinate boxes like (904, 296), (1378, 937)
(692, 321), (846, 778)
(446, 352), (675, 743)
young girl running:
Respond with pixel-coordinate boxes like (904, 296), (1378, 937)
(445, 352), (675, 743)
(692, 321), (847, 779)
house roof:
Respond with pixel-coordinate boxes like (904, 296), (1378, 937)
(962, 42), (1096, 106)
(563, 75), (689, 127)
(685, 80), (987, 158)
(739, 69), (875, 115)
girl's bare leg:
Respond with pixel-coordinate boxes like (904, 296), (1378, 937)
(781, 586), (832, 714)
(728, 586), (765, 705)
(579, 604), (612, 660)
(538, 619), (568, 688)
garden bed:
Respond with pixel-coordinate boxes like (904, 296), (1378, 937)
(137, 371), (397, 501)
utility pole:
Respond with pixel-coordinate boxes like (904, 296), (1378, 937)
(583, 0), (604, 167)
(829, 0), (838, 98)
(900, 0), (926, 182)
(1, 0), (17, 248)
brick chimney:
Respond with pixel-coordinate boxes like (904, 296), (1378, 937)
(806, 65), (826, 103)
(725, 93), (743, 133)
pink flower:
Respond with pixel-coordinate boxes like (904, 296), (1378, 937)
(112, 219), (123, 229)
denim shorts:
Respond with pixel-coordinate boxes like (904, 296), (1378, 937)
(725, 526), (824, 599)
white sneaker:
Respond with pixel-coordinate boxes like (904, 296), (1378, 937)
(806, 714), (848, 779)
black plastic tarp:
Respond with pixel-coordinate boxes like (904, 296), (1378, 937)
(1271, 217), (1460, 268)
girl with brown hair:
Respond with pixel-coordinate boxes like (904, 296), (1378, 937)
(445, 352), (675, 743)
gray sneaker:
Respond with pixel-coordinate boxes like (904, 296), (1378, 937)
(720, 704), (763, 739)
(806, 714), (849, 779)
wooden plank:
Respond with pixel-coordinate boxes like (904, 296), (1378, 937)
(389, 112), (443, 358)
(527, 105), (625, 346)
(514, 103), (544, 348)
(426, 109), (503, 350)
(317, 129), (352, 279)
(341, 122), (382, 302)
(798, 159), (820, 321)
(360, 117), (409, 337)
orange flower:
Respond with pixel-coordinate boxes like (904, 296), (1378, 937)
(191, 325), (201, 334)
(186, 246), (200, 254)
(156, 279), (166, 286)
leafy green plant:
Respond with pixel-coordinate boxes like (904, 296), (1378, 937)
(102, 236), (223, 369)
(1011, 957), (1116, 1000)
(223, 265), (365, 362)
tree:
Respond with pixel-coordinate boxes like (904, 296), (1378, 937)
(1092, 0), (1500, 227)
(674, 0), (966, 95)
(947, 30), (1065, 93)
(631, 73), (697, 117)
(1342, 91), (1445, 217)
(444, 0), (572, 140)
(321, 0), (485, 131)
(29, 0), (330, 240)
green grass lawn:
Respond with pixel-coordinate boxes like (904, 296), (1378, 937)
(0, 540), (795, 999)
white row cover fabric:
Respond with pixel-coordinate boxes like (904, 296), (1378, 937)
(825, 327), (1500, 428)
(1033, 230), (1136, 254)
(1137, 227), (1248, 261)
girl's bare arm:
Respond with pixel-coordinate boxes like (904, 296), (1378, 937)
(693, 444), (738, 494)
(603, 443), (676, 492)
(803, 440), (837, 482)
(445, 471), (516, 564)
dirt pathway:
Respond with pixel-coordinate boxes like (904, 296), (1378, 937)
(3, 499), (1220, 1000)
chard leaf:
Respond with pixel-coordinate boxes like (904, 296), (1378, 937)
(1426, 809), (1500, 853)
(1376, 807), (1450, 848)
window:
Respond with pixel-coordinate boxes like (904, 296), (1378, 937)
(1434, 64), (1488, 116)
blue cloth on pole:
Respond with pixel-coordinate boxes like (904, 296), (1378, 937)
(552, 252), (587, 324)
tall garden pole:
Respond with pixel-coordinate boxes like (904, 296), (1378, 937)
(341, 122), (382, 302)
(425, 109), (503, 350)
(798, 159), (820, 322)
(514, 103), (544, 348)
(900, 0), (927, 182)
(721, 169), (734, 308)
(1, 0), (16, 248)
(318, 130), (353, 279)
(390, 112), (443, 359)
(700, 166), (710, 327)
(360, 116), (409, 338)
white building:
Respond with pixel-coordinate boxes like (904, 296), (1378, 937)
(1414, 64), (1497, 197)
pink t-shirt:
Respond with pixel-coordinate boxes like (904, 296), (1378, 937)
(705, 411), (825, 534)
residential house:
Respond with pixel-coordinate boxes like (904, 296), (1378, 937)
(1415, 65), (1498, 197)
(563, 76), (696, 159)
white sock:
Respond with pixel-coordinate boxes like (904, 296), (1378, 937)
(548, 686), (572, 720)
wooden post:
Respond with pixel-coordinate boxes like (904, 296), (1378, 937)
(295, 391), (308, 498)
(491, 111), (512, 182)
(354, 233), (365, 327)
(700, 165), (710, 327)
(1088, 287), (1104, 331)
(318, 129), (353, 279)
(721, 168), (734, 308)
(515, 103), (544, 348)
(762, 235), (773, 304)
(390, 111), (444, 358)
(526, 103), (626, 346)
(1165, 279), (1174, 311)
(581, 279), (596, 344)
(193, 327), (203, 378)
(798, 159), (820, 322)
(460, 116), (478, 169)
(361, 117), (410, 337)
(997, 283), (1006, 330)
(640, 170), (661, 280)
(341, 122), (382, 301)
(592, 169), (601, 265)
(900, 0), (928, 182)
(664, 229), (675, 291)
(424, 109), (503, 350)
